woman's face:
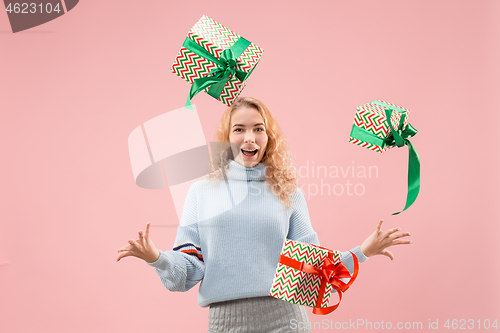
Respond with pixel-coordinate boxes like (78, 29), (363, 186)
(229, 106), (268, 168)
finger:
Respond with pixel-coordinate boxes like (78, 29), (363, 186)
(391, 238), (412, 246)
(128, 239), (140, 248)
(376, 220), (383, 233)
(117, 245), (132, 252)
(388, 231), (410, 240)
(116, 251), (131, 261)
(386, 227), (402, 236)
(138, 230), (144, 244)
(381, 249), (394, 260)
(145, 222), (150, 240)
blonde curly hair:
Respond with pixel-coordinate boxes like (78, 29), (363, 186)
(204, 97), (299, 210)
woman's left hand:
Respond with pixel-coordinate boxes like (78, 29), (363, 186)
(360, 220), (411, 260)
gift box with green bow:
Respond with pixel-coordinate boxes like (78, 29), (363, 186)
(171, 15), (264, 107)
(349, 100), (420, 215)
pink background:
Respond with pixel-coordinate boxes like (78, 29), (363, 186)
(1, 0), (499, 332)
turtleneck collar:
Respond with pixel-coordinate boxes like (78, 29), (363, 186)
(226, 159), (267, 181)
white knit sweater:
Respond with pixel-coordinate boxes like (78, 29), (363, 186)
(147, 159), (368, 307)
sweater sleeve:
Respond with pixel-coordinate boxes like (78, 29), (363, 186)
(287, 187), (320, 245)
(286, 187), (369, 281)
(146, 183), (205, 292)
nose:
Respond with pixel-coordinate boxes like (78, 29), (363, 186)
(244, 130), (255, 143)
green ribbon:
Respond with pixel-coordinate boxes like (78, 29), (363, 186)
(182, 37), (252, 109)
(350, 106), (420, 215)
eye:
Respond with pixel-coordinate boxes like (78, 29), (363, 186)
(256, 128), (265, 132)
(234, 128), (242, 132)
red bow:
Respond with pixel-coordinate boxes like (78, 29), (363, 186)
(278, 250), (359, 315)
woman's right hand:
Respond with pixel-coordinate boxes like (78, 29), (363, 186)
(117, 223), (161, 263)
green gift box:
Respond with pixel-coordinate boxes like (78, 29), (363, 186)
(349, 100), (411, 153)
(349, 100), (420, 215)
(171, 15), (264, 107)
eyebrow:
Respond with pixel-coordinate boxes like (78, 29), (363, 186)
(232, 123), (265, 128)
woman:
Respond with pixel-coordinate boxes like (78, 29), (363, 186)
(117, 97), (411, 332)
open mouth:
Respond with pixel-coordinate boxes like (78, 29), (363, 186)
(241, 148), (258, 157)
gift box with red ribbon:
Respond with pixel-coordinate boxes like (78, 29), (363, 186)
(269, 239), (358, 315)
